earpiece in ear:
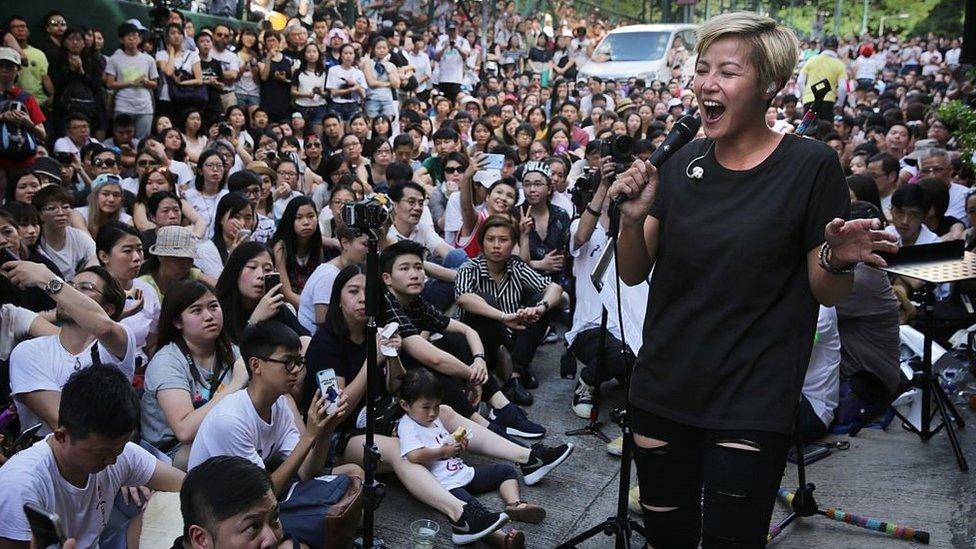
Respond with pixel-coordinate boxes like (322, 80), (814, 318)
(766, 82), (778, 94)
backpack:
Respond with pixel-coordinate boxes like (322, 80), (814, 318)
(0, 91), (37, 160)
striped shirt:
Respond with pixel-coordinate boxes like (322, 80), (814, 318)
(454, 255), (549, 314)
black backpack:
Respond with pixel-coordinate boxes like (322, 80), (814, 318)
(0, 90), (37, 160)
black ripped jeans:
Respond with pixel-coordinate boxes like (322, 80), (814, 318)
(630, 405), (791, 548)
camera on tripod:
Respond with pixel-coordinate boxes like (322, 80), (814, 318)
(341, 195), (392, 230)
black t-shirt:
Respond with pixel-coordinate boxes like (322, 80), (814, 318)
(199, 56), (224, 114)
(931, 215), (962, 237)
(304, 325), (366, 434)
(631, 134), (850, 434)
(260, 56), (294, 122)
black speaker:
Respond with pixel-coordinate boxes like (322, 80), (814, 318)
(963, 0), (975, 63)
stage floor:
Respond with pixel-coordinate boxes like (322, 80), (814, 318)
(373, 338), (976, 548)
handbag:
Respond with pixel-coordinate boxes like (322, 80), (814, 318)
(166, 52), (207, 106)
(279, 475), (363, 549)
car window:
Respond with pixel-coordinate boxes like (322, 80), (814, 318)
(592, 31), (671, 62)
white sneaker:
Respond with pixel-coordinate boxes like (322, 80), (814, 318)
(572, 379), (595, 419)
(606, 435), (623, 457)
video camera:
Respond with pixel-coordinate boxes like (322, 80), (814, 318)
(341, 195), (392, 230)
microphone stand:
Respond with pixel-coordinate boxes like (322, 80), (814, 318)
(564, 305), (612, 443)
(355, 228), (386, 549)
(557, 200), (645, 548)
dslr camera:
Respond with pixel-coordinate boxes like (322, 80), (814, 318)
(600, 135), (635, 169)
(342, 195), (392, 230)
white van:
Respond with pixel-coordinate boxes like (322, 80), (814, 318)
(576, 24), (698, 84)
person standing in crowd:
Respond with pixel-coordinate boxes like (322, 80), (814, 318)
(258, 31), (293, 123)
(609, 13), (896, 547)
(0, 46), (46, 185)
(434, 23), (469, 102)
(104, 22), (157, 140)
(326, 43), (367, 122)
(796, 35), (847, 121)
(210, 24), (241, 111)
(155, 23), (202, 122)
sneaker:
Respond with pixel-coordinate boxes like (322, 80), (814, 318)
(628, 485), (641, 515)
(520, 371), (539, 389)
(543, 327), (559, 344)
(490, 403), (546, 438)
(487, 421), (530, 447)
(504, 500), (546, 523)
(572, 379), (595, 419)
(606, 435), (623, 457)
(520, 442), (574, 485)
(503, 378), (533, 406)
(451, 502), (510, 545)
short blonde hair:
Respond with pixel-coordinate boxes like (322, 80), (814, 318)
(695, 12), (799, 92)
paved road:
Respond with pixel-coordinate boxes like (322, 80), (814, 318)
(373, 341), (976, 548)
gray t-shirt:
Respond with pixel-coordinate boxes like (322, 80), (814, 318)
(105, 49), (158, 114)
(140, 341), (240, 452)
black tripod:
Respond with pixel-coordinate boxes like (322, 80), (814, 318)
(355, 228), (386, 548)
(768, 426), (930, 544)
(558, 201), (645, 548)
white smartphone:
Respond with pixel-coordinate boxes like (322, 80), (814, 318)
(316, 368), (340, 415)
(379, 322), (399, 357)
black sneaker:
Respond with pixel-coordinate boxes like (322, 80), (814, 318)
(451, 502), (510, 545)
(490, 403), (545, 438)
(521, 371), (539, 389)
(487, 421), (530, 448)
(503, 378), (533, 406)
(521, 442), (574, 486)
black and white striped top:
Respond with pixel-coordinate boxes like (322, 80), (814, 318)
(454, 255), (549, 314)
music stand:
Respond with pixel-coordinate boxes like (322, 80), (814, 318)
(877, 240), (972, 472)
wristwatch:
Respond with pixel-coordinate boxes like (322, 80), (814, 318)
(43, 276), (65, 296)
(535, 299), (550, 312)
(472, 353), (486, 362)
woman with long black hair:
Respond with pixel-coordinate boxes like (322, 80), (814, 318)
(48, 27), (105, 135)
(214, 241), (309, 347)
(196, 193), (255, 279)
(140, 279), (247, 469)
(271, 196), (322, 309)
(609, 13), (897, 547)
(184, 149), (229, 239)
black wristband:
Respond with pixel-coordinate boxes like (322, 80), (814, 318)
(585, 204), (601, 217)
(818, 242), (856, 275)
(472, 353), (486, 361)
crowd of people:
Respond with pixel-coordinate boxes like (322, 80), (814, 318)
(0, 1), (971, 547)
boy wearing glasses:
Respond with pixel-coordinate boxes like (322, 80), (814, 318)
(31, 185), (96, 279)
(188, 320), (360, 498)
(1, 260), (134, 436)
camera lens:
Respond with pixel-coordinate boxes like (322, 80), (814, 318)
(611, 135), (634, 158)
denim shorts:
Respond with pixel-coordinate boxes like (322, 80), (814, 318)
(237, 93), (260, 107)
(331, 101), (361, 121)
(300, 105), (329, 124)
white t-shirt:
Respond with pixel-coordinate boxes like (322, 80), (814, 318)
(405, 50), (432, 93)
(123, 277), (162, 364)
(565, 219), (623, 346)
(298, 262), (340, 334)
(443, 192), (484, 245)
(169, 160), (195, 186)
(184, 187), (229, 240)
(435, 36), (470, 84)
(187, 389), (300, 471)
(154, 48), (200, 102)
(397, 414), (474, 490)
(273, 190), (303, 221)
(195, 239), (225, 279)
(10, 326), (137, 435)
(211, 48), (241, 81)
(804, 306), (841, 427)
(105, 49), (158, 114)
(387, 222), (449, 258)
(0, 438), (156, 546)
(74, 207), (133, 226)
(0, 304), (37, 362)
(948, 182), (969, 228)
(52, 136), (98, 156)
(326, 65), (368, 104)
(294, 70), (328, 108)
(38, 227), (96, 280)
(885, 223), (950, 299)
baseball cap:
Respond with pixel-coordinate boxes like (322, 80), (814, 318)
(125, 19), (148, 32)
(667, 98), (683, 109)
(0, 47), (21, 65)
(32, 157), (63, 184)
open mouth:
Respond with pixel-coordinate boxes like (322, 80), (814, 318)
(702, 100), (726, 124)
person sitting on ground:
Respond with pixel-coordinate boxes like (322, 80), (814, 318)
(455, 215), (563, 406)
(138, 225), (218, 303)
(195, 192), (257, 279)
(271, 196), (322, 309)
(798, 306), (841, 442)
(304, 265), (573, 545)
(382, 240), (546, 438)
(3, 261), (135, 435)
(297, 225), (367, 334)
(140, 280), (249, 470)
(31, 185), (97, 280)
(387, 180), (468, 310)
(0, 207), (62, 313)
(171, 456), (304, 549)
(186, 320), (362, 501)
(517, 160), (571, 283)
(0, 366), (184, 548)
(917, 177), (965, 241)
(456, 157), (520, 259)
(885, 184), (941, 294)
(397, 369), (543, 548)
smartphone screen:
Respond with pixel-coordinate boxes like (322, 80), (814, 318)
(263, 272), (281, 294)
(484, 153), (504, 171)
(23, 503), (65, 549)
(4, 423), (42, 458)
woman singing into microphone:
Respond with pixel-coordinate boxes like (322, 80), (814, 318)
(609, 12), (898, 548)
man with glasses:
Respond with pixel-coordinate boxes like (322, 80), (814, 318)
(3, 16), (52, 107)
(210, 24), (241, 110)
(1, 260), (135, 435)
(918, 147), (969, 226)
(31, 186), (96, 279)
(52, 113), (98, 158)
(188, 321), (358, 498)
(867, 152), (900, 219)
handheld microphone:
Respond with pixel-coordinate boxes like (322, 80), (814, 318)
(612, 114), (701, 207)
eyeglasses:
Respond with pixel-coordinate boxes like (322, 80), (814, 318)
(215, 32), (230, 38)
(41, 204), (71, 214)
(202, 162), (224, 170)
(48, 19), (67, 27)
(260, 355), (305, 374)
(243, 186), (261, 196)
(443, 166), (465, 174)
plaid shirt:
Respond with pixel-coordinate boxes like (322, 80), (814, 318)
(454, 255), (548, 315)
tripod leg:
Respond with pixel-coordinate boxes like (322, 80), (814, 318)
(935, 380), (966, 428)
(931, 379), (969, 471)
